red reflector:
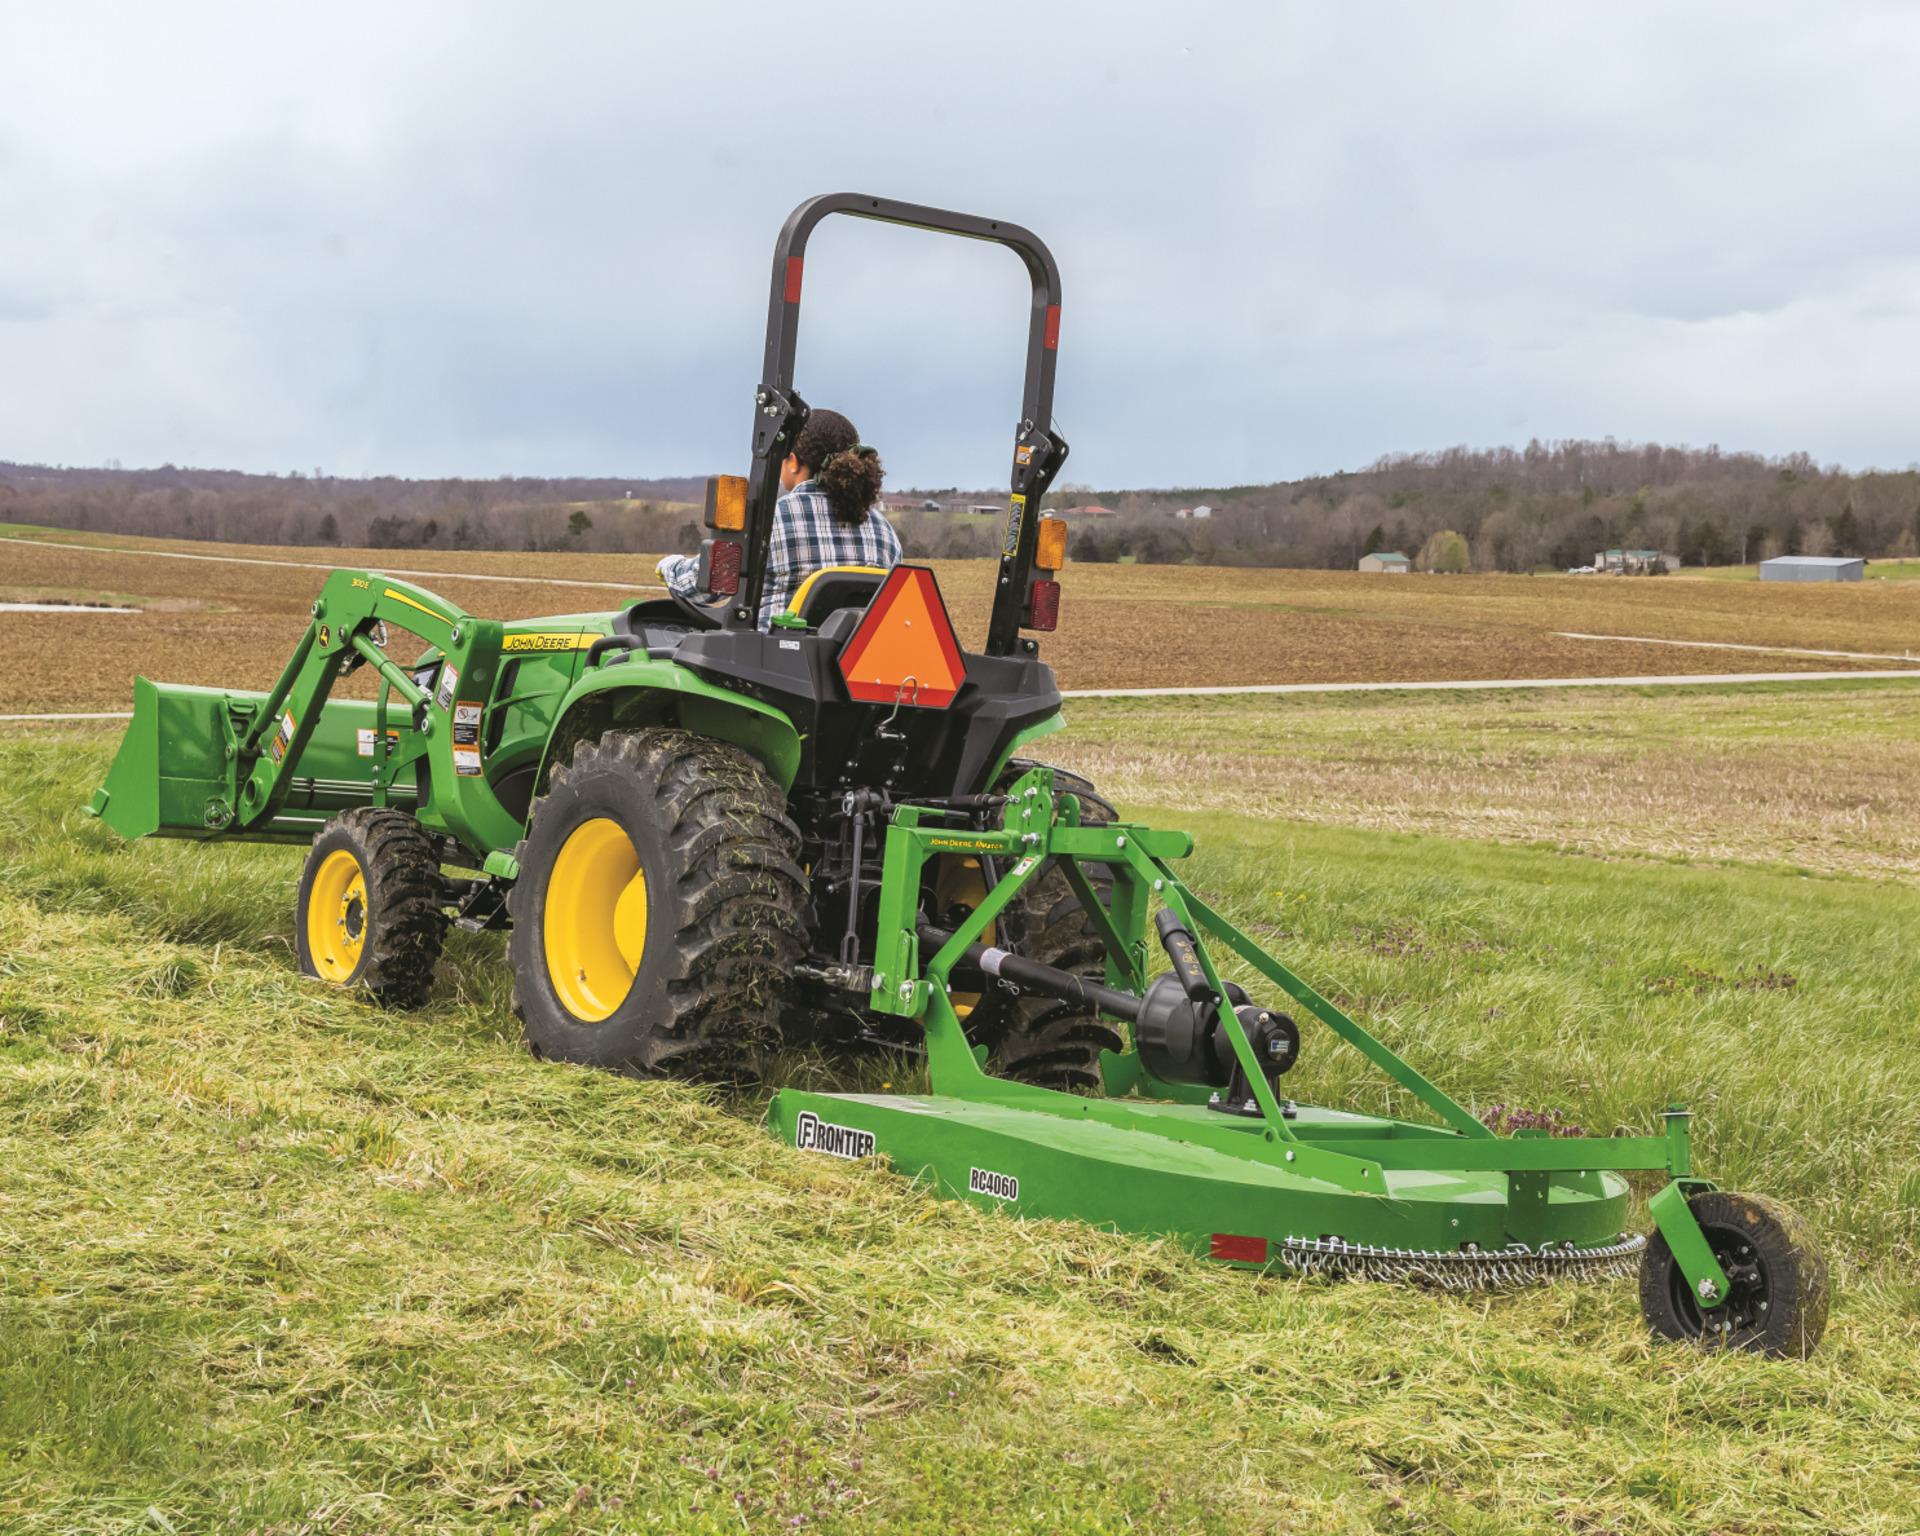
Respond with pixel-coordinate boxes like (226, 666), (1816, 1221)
(1027, 578), (1060, 632)
(707, 539), (742, 597)
(1044, 303), (1061, 350)
(1210, 1233), (1269, 1264)
(784, 256), (804, 304)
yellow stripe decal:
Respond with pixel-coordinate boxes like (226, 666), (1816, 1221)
(382, 587), (451, 623)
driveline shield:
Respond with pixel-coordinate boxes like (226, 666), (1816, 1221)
(793, 1110), (875, 1161)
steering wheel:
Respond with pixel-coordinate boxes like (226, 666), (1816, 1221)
(669, 584), (730, 631)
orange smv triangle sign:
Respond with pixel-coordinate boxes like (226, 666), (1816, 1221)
(836, 565), (969, 709)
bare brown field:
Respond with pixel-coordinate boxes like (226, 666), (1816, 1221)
(2, 522), (1917, 712)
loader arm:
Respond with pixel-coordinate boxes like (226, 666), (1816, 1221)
(89, 570), (526, 857)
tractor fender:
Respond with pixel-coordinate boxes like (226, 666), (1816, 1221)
(982, 712), (1066, 791)
(533, 657), (804, 799)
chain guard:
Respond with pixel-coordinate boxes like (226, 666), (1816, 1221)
(1277, 1234), (1647, 1291)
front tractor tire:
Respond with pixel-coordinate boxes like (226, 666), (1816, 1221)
(1640, 1190), (1829, 1359)
(509, 727), (807, 1082)
(295, 808), (448, 1009)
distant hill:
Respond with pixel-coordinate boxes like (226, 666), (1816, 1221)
(920, 440), (1920, 569)
(0, 462), (707, 554)
(5, 440), (1917, 569)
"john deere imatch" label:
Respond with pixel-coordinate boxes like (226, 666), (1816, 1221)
(794, 1110), (875, 1161)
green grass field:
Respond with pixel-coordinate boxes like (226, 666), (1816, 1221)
(5, 700), (1920, 1533)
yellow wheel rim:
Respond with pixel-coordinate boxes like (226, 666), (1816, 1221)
(307, 847), (369, 983)
(934, 856), (995, 1020)
(543, 817), (648, 1022)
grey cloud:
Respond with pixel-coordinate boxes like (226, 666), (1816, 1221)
(2, 1), (1917, 485)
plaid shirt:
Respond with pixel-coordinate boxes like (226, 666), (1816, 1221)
(661, 480), (902, 629)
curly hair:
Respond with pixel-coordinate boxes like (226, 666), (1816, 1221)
(794, 408), (884, 526)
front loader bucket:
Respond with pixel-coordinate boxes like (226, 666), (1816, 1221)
(88, 677), (414, 844)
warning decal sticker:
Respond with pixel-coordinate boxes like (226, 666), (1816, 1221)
(1001, 492), (1027, 557)
(451, 701), (483, 747)
(435, 663), (459, 712)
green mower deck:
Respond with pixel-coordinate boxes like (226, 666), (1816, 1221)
(771, 767), (1719, 1302)
(767, 1092), (1646, 1283)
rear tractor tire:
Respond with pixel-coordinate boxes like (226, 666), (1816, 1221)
(509, 727), (808, 1082)
(1639, 1190), (1829, 1359)
(960, 764), (1125, 1093)
(295, 807), (448, 1010)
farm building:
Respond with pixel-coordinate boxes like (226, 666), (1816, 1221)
(1594, 548), (1678, 575)
(1062, 504), (1117, 518)
(1174, 504), (1214, 520)
(1760, 555), (1863, 582)
(1358, 551), (1411, 573)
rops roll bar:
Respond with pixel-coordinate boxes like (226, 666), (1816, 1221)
(726, 193), (1069, 656)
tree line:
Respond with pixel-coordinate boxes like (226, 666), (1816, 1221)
(0, 463), (708, 554)
(1050, 440), (1920, 570)
(4, 439), (1918, 570)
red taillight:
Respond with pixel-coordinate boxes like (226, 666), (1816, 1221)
(707, 539), (742, 597)
(784, 256), (804, 304)
(1210, 1233), (1269, 1264)
(1027, 578), (1060, 631)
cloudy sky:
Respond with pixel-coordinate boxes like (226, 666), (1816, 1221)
(3, 3), (1918, 488)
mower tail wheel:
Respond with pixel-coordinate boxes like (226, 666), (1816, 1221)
(294, 807), (448, 1010)
(1639, 1189), (1829, 1358)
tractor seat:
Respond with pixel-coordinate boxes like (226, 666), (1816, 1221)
(789, 565), (888, 627)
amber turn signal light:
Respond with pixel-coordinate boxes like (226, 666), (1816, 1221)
(704, 474), (748, 531)
(1034, 514), (1068, 571)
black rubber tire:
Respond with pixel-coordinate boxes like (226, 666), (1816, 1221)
(1640, 1190), (1829, 1359)
(509, 727), (807, 1082)
(294, 807), (447, 1010)
(964, 763), (1126, 1092)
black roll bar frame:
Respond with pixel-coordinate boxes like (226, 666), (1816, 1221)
(727, 193), (1069, 656)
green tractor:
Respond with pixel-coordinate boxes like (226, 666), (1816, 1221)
(89, 194), (1828, 1356)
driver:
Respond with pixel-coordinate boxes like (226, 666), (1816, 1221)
(658, 408), (901, 629)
